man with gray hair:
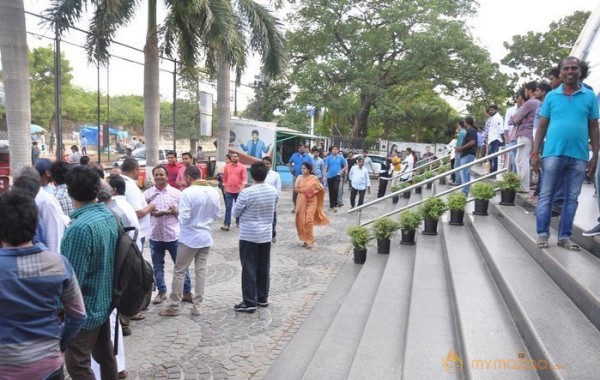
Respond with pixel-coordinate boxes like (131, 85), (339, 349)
(13, 166), (65, 254)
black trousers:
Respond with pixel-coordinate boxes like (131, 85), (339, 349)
(239, 240), (271, 307)
(350, 188), (366, 208)
(378, 178), (388, 198)
(327, 176), (340, 208)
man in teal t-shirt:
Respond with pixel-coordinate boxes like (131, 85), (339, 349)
(532, 56), (599, 251)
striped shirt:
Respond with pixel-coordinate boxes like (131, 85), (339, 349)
(232, 183), (278, 243)
(53, 183), (75, 216)
(0, 243), (86, 380)
(143, 185), (181, 242)
(61, 203), (118, 330)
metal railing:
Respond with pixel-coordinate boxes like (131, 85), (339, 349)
(381, 152), (451, 182)
(348, 142), (524, 225)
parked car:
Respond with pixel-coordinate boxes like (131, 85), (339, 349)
(367, 154), (387, 178)
(112, 147), (169, 168)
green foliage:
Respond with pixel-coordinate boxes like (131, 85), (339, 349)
(471, 182), (496, 201)
(497, 172), (521, 192)
(373, 217), (401, 240)
(347, 225), (371, 250)
(447, 192), (467, 211)
(423, 170), (436, 179)
(419, 197), (448, 221)
(502, 11), (590, 79)
(391, 185), (402, 193)
(412, 175), (425, 185)
(243, 81), (292, 122)
(398, 210), (422, 231)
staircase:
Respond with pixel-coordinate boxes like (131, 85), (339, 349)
(265, 183), (600, 380)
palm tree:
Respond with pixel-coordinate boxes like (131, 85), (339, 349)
(209, 0), (287, 162)
(0, 0), (31, 172)
(46, 0), (235, 166)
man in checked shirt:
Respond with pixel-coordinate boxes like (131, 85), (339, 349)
(143, 166), (193, 305)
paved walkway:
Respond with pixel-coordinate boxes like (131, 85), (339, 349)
(123, 182), (388, 379)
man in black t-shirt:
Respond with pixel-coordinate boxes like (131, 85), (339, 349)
(455, 116), (478, 196)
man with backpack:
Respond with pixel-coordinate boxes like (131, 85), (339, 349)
(61, 165), (119, 379)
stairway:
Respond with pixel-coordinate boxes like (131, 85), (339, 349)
(265, 183), (600, 380)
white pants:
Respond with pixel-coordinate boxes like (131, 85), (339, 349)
(515, 136), (532, 192)
(92, 310), (126, 377)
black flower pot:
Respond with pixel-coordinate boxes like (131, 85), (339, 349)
(440, 177), (447, 185)
(400, 229), (416, 245)
(415, 186), (422, 194)
(473, 199), (489, 215)
(403, 191), (411, 199)
(423, 219), (439, 235)
(426, 183), (432, 190)
(449, 210), (465, 226)
(353, 248), (367, 264)
(500, 190), (516, 206)
(392, 196), (399, 204)
(377, 238), (391, 254)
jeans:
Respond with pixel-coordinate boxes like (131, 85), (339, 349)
(460, 154), (476, 196)
(595, 159), (600, 222)
(167, 244), (209, 313)
(536, 156), (587, 239)
(64, 319), (117, 380)
(224, 192), (240, 226)
(453, 153), (462, 184)
(515, 136), (532, 191)
(150, 240), (191, 293)
(488, 140), (501, 173)
(350, 188), (366, 208)
(327, 176), (341, 208)
(239, 240), (271, 307)
(505, 140), (517, 172)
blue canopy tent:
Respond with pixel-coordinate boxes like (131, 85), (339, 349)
(79, 125), (128, 145)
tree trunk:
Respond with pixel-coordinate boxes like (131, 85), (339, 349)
(350, 94), (374, 139)
(0, 0), (31, 172)
(216, 54), (231, 163)
(144, 0), (160, 166)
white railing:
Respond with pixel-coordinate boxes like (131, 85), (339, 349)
(381, 151), (451, 182)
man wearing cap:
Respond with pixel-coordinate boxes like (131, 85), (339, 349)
(483, 105), (504, 174)
(35, 158), (55, 194)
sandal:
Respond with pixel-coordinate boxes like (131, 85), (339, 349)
(130, 312), (145, 321)
(558, 238), (580, 251)
(536, 237), (549, 249)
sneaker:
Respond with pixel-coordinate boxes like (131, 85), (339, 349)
(234, 301), (256, 313)
(583, 223), (600, 237)
(182, 292), (194, 303)
(338, 203), (344, 207)
(449, 182), (461, 186)
(191, 306), (201, 316)
(152, 291), (167, 304)
(220, 225), (230, 231)
(158, 308), (180, 317)
(121, 326), (132, 336)
(257, 299), (269, 307)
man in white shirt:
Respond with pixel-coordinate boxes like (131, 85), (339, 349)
(484, 105), (505, 174)
(349, 158), (371, 208)
(13, 167), (66, 254)
(159, 166), (221, 317)
(120, 158), (155, 250)
(107, 175), (142, 251)
(400, 148), (415, 181)
(262, 157), (281, 243)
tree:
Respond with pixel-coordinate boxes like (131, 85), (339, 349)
(289, 0), (508, 138)
(242, 80), (291, 122)
(0, 0), (31, 172)
(502, 11), (590, 79)
(29, 46), (73, 130)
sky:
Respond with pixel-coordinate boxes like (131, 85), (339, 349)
(13, 0), (600, 112)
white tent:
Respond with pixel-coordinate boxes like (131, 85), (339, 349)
(572, 3), (600, 92)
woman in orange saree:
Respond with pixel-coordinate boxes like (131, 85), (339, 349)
(294, 162), (329, 248)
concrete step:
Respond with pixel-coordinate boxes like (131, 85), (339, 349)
(401, 230), (460, 379)
(467, 211), (600, 379)
(346, 236), (417, 379)
(441, 216), (538, 380)
(301, 245), (389, 380)
(490, 201), (600, 332)
(264, 255), (363, 380)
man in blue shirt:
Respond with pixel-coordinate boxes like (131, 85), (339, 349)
(311, 147), (325, 184)
(239, 130), (271, 159)
(288, 144), (313, 212)
(323, 145), (347, 211)
(532, 56), (599, 251)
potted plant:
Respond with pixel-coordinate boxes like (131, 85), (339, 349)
(347, 225), (371, 264)
(471, 182), (496, 215)
(391, 185), (401, 204)
(423, 170), (436, 189)
(401, 182), (411, 198)
(398, 210), (422, 245)
(447, 192), (467, 225)
(373, 217), (400, 254)
(437, 165), (449, 185)
(419, 196), (448, 235)
(497, 172), (521, 206)
(412, 174), (425, 194)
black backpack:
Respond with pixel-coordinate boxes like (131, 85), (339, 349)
(112, 223), (154, 317)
